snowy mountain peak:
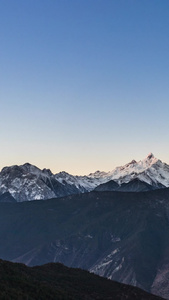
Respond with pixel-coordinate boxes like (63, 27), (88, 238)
(107, 153), (168, 187)
(130, 159), (137, 164)
(88, 170), (107, 178)
(53, 153), (169, 193)
(42, 168), (53, 177)
(0, 153), (169, 202)
(21, 163), (43, 176)
(141, 153), (159, 168)
(122, 159), (137, 169)
(146, 152), (155, 159)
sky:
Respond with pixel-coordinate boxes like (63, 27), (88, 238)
(0, 0), (169, 175)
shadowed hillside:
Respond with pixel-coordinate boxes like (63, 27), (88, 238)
(0, 259), (165, 300)
(0, 189), (169, 298)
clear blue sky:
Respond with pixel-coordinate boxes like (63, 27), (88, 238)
(0, 0), (169, 174)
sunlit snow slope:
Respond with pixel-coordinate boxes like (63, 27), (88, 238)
(0, 153), (169, 201)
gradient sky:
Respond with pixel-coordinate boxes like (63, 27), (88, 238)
(0, 0), (169, 174)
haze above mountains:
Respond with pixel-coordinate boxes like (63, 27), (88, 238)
(0, 153), (169, 202)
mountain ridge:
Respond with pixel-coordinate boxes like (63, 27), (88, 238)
(0, 153), (169, 201)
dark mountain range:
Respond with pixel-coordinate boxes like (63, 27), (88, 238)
(0, 259), (164, 300)
(95, 180), (120, 191)
(118, 178), (157, 192)
(0, 189), (169, 298)
(95, 178), (157, 192)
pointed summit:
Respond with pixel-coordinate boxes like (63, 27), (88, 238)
(146, 153), (154, 159)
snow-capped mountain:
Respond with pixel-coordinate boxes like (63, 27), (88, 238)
(106, 153), (169, 187)
(0, 153), (169, 201)
(55, 153), (169, 191)
(0, 163), (82, 202)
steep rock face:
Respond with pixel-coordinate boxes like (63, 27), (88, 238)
(0, 163), (81, 202)
(0, 164), (55, 201)
(54, 171), (88, 192)
(0, 189), (169, 298)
